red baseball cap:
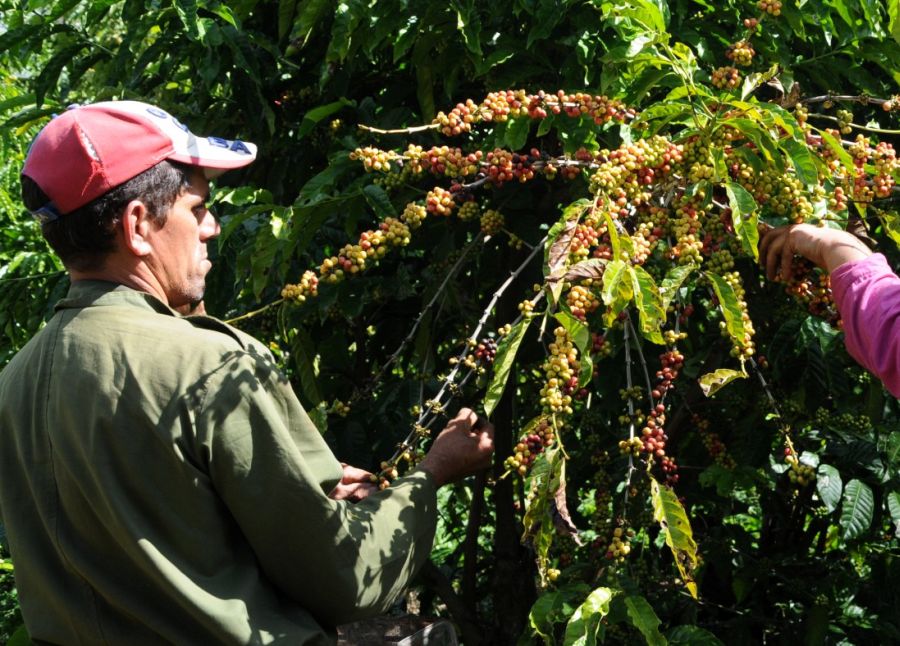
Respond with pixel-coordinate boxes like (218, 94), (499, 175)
(22, 100), (257, 220)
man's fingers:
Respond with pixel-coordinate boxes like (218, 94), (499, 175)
(341, 464), (374, 484)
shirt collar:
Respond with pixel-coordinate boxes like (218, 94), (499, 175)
(54, 280), (179, 317)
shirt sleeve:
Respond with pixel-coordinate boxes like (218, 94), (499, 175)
(194, 349), (438, 627)
(831, 253), (900, 397)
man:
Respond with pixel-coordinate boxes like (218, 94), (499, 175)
(0, 101), (494, 643)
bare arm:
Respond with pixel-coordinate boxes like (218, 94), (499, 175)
(759, 224), (872, 279)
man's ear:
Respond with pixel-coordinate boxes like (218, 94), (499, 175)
(121, 200), (154, 257)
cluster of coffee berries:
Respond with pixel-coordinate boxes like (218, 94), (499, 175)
(566, 283), (601, 320)
(331, 400), (351, 417)
(591, 332), (613, 359)
(758, 0), (782, 15)
(588, 136), (682, 205)
(540, 327), (579, 415)
(836, 108), (854, 135)
(784, 449), (816, 487)
(670, 197), (705, 265)
(518, 299), (536, 317)
(401, 202), (427, 228)
(618, 436), (643, 457)
(480, 209), (505, 235)
(281, 270), (319, 303)
(712, 66), (741, 90)
(504, 418), (556, 476)
(474, 338), (498, 364)
(350, 146), (397, 172)
(872, 141), (897, 198)
(319, 218), (411, 282)
(718, 272), (757, 360)
(426, 186), (457, 216)
(783, 259), (839, 325)
(605, 526), (635, 563)
(726, 40), (755, 66)
(457, 200), (480, 222)
(882, 96), (900, 112)
(428, 89), (634, 136)
(695, 415), (736, 469)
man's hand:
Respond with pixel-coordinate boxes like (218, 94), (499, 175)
(417, 408), (495, 487)
(759, 224), (872, 280)
(329, 464), (378, 502)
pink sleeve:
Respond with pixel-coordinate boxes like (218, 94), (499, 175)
(831, 253), (900, 397)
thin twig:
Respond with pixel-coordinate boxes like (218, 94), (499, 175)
(224, 298), (284, 325)
(358, 123), (441, 135)
(807, 113), (900, 136)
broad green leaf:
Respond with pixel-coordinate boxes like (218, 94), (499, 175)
(705, 272), (745, 349)
(555, 311), (593, 387)
(173, 0), (202, 40)
(740, 64), (780, 101)
(484, 318), (531, 417)
(505, 117), (531, 151)
(816, 464), (843, 513)
(877, 209), (900, 248)
(659, 265), (694, 311)
(726, 182), (760, 261)
(286, 0), (333, 50)
(840, 479), (874, 540)
(362, 184), (397, 218)
(602, 260), (633, 326)
(887, 490), (900, 537)
(523, 446), (566, 576)
(782, 138), (819, 187)
(698, 368), (746, 397)
(666, 625), (725, 645)
(818, 129), (855, 175)
(728, 118), (782, 167)
(630, 265), (665, 344)
(452, 0), (483, 55)
(529, 583), (592, 642)
(298, 98), (354, 138)
(624, 595), (666, 646)
(650, 478), (699, 599)
(546, 200), (590, 278)
(326, 0), (365, 63)
(278, 0), (298, 39)
(890, 0), (900, 45)
(290, 328), (323, 405)
(563, 587), (614, 646)
(8, 624), (30, 646)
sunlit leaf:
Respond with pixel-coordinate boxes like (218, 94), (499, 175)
(651, 478), (699, 599)
(698, 368), (746, 397)
(563, 587), (613, 646)
(726, 182), (759, 261)
(816, 464), (843, 513)
(602, 260), (633, 326)
(630, 265), (665, 344)
(484, 318), (531, 417)
(705, 272), (745, 348)
(624, 595), (666, 646)
(840, 479), (874, 540)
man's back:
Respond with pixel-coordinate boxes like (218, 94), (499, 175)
(0, 281), (353, 644)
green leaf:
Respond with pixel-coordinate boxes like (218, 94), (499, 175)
(555, 311), (593, 387)
(698, 368), (746, 397)
(782, 137), (819, 187)
(290, 328), (323, 406)
(725, 182), (759, 261)
(529, 583), (592, 642)
(650, 478), (699, 599)
(362, 184), (397, 218)
(297, 98), (354, 138)
(173, 0), (202, 40)
(624, 595), (666, 646)
(484, 318), (531, 417)
(602, 260), (633, 326)
(818, 128), (855, 175)
(887, 490), (900, 537)
(326, 0), (365, 63)
(505, 117), (531, 151)
(451, 0), (482, 55)
(816, 464), (843, 513)
(666, 625), (725, 645)
(630, 265), (665, 344)
(278, 0), (298, 39)
(705, 272), (745, 349)
(659, 264), (694, 311)
(563, 587), (614, 646)
(286, 0), (333, 50)
(840, 479), (874, 540)
(877, 209), (900, 248)
(740, 64), (780, 101)
(890, 0), (900, 45)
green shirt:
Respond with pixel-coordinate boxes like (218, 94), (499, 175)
(0, 281), (437, 644)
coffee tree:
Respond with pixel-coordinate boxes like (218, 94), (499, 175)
(4, 0), (900, 643)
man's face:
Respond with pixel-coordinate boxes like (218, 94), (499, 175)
(146, 172), (219, 310)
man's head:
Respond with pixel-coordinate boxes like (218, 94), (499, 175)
(21, 101), (256, 307)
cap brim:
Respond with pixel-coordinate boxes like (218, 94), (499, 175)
(167, 133), (257, 178)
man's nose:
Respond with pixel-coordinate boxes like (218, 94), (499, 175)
(200, 209), (221, 240)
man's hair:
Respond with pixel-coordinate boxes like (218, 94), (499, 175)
(21, 160), (193, 272)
